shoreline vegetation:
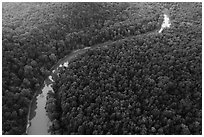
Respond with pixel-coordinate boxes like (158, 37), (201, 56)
(2, 2), (201, 135)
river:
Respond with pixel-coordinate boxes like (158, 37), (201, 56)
(26, 47), (89, 135)
(26, 82), (53, 135)
(25, 12), (164, 134)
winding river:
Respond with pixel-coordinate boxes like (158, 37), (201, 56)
(25, 12), (168, 134)
(26, 48), (88, 135)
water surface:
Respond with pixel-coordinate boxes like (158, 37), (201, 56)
(27, 82), (53, 135)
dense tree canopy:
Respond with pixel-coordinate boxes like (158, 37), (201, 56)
(2, 2), (202, 135)
(50, 23), (201, 134)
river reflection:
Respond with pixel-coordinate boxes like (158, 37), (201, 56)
(27, 83), (53, 135)
(26, 59), (69, 134)
(26, 39), (119, 134)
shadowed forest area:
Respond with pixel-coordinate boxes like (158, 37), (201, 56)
(2, 2), (202, 135)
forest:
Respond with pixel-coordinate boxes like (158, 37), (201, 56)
(2, 2), (202, 135)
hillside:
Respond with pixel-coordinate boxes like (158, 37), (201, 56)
(2, 2), (202, 135)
